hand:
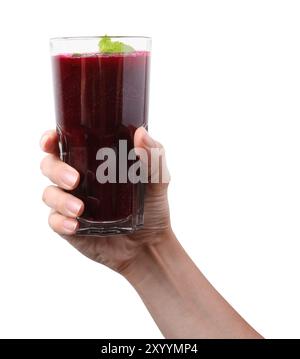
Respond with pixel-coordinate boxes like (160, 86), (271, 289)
(40, 129), (262, 339)
(40, 128), (171, 274)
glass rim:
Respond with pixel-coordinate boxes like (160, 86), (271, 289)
(50, 36), (151, 41)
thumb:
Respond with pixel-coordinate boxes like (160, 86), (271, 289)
(134, 127), (170, 187)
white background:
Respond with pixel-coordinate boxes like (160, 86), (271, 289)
(0, 0), (299, 339)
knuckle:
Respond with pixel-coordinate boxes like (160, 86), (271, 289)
(42, 187), (48, 203)
(48, 212), (54, 228)
(42, 185), (56, 206)
(48, 212), (59, 233)
(40, 156), (47, 174)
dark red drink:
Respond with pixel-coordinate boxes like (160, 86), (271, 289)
(51, 50), (150, 235)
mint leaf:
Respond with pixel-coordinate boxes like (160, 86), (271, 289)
(98, 35), (135, 54)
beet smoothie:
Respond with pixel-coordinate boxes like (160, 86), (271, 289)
(52, 50), (150, 234)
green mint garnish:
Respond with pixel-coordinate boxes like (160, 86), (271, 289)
(98, 35), (135, 54)
(72, 53), (82, 57)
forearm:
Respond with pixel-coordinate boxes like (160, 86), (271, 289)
(124, 231), (262, 339)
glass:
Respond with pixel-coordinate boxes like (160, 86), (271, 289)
(50, 36), (151, 235)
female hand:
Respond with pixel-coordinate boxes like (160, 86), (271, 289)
(40, 128), (262, 339)
(40, 127), (171, 274)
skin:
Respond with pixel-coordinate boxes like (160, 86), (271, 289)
(40, 127), (263, 339)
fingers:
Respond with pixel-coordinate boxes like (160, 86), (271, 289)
(134, 127), (170, 186)
(48, 210), (78, 235)
(40, 129), (80, 189)
(40, 130), (59, 155)
(42, 185), (84, 218)
(40, 131), (82, 235)
(40, 154), (80, 190)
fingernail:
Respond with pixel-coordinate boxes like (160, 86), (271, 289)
(61, 171), (78, 188)
(63, 219), (78, 233)
(40, 134), (49, 149)
(66, 200), (82, 216)
(142, 128), (156, 148)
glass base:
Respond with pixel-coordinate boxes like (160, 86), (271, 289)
(76, 214), (144, 236)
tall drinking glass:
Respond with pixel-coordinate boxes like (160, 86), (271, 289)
(50, 36), (151, 235)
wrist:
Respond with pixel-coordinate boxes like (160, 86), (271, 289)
(122, 229), (183, 288)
